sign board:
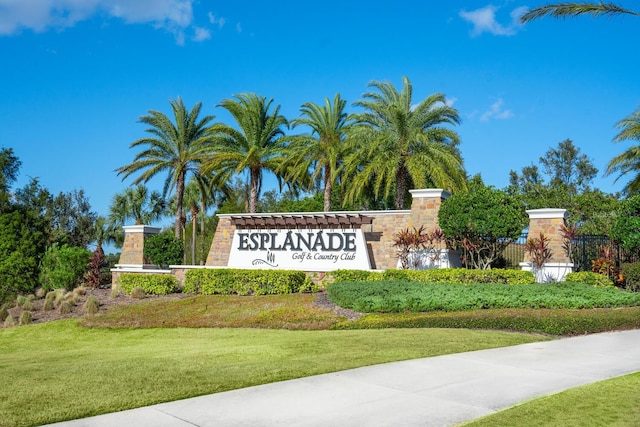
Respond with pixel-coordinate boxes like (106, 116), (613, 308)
(227, 228), (371, 271)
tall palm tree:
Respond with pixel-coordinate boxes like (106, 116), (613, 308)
(116, 97), (215, 239)
(285, 94), (354, 211)
(108, 184), (166, 227)
(520, 2), (638, 23)
(345, 76), (466, 209)
(203, 93), (288, 213)
(605, 106), (640, 195)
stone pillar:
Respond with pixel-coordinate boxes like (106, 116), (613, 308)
(405, 189), (460, 269)
(205, 217), (234, 266)
(521, 209), (573, 282)
(116, 225), (161, 266)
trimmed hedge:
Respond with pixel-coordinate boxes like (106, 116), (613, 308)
(622, 262), (640, 292)
(564, 272), (614, 288)
(119, 274), (178, 295)
(333, 307), (640, 336)
(327, 281), (640, 313)
(330, 268), (535, 285)
(183, 269), (313, 296)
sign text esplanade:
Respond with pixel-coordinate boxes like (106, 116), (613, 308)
(225, 213), (373, 271)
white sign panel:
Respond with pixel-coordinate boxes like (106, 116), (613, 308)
(227, 228), (371, 271)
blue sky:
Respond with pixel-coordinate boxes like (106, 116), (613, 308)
(0, 0), (637, 225)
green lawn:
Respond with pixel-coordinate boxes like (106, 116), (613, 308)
(0, 320), (545, 427)
(465, 372), (640, 426)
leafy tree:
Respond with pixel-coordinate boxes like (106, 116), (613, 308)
(606, 106), (640, 195)
(507, 139), (614, 233)
(520, 2), (639, 23)
(285, 94), (354, 211)
(0, 147), (21, 211)
(439, 183), (527, 270)
(610, 195), (640, 255)
(144, 230), (184, 268)
(38, 244), (91, 291)
(346, 76), (466, 209)
(203, 93), (288, 213)
(49, 189), (97, 248)
(0, 208), (48, 302)
(116, 97), (216, 239)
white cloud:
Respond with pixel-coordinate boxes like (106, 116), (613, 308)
(208, 12), (225, 29)
(445, 96), (458, 107)
(480, 98), (514, 122)
(459, 4), (527, 37)
(0, 0), (196, 42)
(193, 26), (210, 42)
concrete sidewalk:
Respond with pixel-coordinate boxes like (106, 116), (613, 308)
(49, 329), (640, 427)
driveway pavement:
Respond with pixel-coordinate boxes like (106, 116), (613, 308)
(47, 329), (640, 427)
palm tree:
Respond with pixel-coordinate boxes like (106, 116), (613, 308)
(116, 97), (215, 239)
(285, 94), (354, 211)
(345, 76), (466, 209)
(108, 184), (166, 227)
(203, 93), (288, 213)
(606, 106), (640, 195)
(520, 2), (638, 23)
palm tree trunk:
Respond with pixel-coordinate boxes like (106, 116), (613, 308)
(175, 171), (185, 240)
(249, 167), (260, 213)
(395, 163), (408, 209)
(191, 210), (197, 265)
(324, 165), (332, 212)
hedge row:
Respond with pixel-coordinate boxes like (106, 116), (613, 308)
(332, 307), (640, 336)
(119, 274), (178, 295)
(327, 281), (640, 313)
(183, 268), (314, 296)
(564, 272), (614, 288)
(330, 268), (535, 285)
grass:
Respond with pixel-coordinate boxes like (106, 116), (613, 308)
(80, 293), (343, 329)
(464, 372), (640, 426)
(0, 319), (546, 427)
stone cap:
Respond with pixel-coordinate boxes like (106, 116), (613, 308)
(409, 189), (451, 199)
(122, 225), (161, 234)
(526, 209), (567, 219)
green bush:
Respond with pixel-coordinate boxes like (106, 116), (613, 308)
(611, 195), (640, 253)
(19, 311), (32, 325)
(331, 268), (535, 285)
(183, 269), (311, 296)
(334, 307), (640, 336)
(119, 274), (178, 295)
(38, 244), (91, 291)
(83, 295), (100, 314)
(144, 231), (184, 268)
(621, 262), (640, 292)
(565, 272), (614, 288)
(130, 286), (146, 299)
(327, 281), (640, 313)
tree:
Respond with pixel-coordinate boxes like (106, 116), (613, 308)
(203, 93), (288, 213)
(605, 106), (640, 195)
(0, 147), (21, 211)
(116, 97), (216, 239)
(49, 189), (97, 248)
(345, 76), (466, 209)
(520, 2), (639, 23)
(439, 183), (527, 270)
(108, 184), (166, 228)
(610, 195), (640, 255)
(285, 94), (354, 211)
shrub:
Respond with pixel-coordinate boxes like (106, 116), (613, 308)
(35, 288), (46, 299)
(19, 311), (32, 325)
(15, 295), (28, 307)
(83, 295), (100, 314)
(144, 231), (184, 268)
(58, 301), (73, 314)
(43, 298), (54, 311)
(84, 246), (106, 288)
(119, 274), (178, 295)
(183, 269), (311, 296)
(331, 268), (535, 285)
(327, 281), (640, 313)
(130, 286), (146, 299)
(38, 244), (92, 291)
(565, 272), (614, 288)
(611, 195), (640, 253)
(4, 313), (16, 327)
(73, 286), (86, 296)
(621, 262), (640, 292)
(438, 184), (527, 270)
(21, 299), (33, 311)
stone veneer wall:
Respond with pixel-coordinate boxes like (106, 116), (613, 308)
(524, 209), (571, 264)
(363, 212), (410, 270)
(117, 225), (161, 265)
(206, 217), (234, 266)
